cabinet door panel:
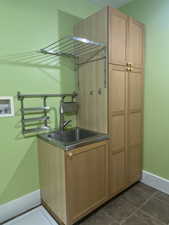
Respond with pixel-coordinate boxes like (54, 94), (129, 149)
(128, 145), (142, 183)
(109, 8), (128, 65)
(110, 151), (126, 196)
(109, 66), (126, 113)
(67, 144), (108, 223)
(128, 18), (144, 70)
(128, 112), (142, 146)
(128, 72), (143, 111)
(110, 115), (125, 152)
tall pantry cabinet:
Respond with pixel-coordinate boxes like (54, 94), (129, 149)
(74, 7), (144, 197)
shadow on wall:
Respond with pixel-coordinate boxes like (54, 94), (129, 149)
(0, 9), (81, 204)
(0, 9), (81, 131)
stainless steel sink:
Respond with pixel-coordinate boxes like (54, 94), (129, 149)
(38, 127), (109, 150)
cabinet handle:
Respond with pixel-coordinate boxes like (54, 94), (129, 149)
(126, 62), (133, 72)
(67, 152), (73, 158)
(98, 88), (102, 95)
(89, 90), (94, 95)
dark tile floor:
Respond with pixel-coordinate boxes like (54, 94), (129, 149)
(78, 182), (169, 225)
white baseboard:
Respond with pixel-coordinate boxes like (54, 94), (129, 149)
(0, 189), (41, 223)
(141, 170), (169, 195)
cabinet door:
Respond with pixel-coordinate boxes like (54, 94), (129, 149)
(127, 70), (143, 184)
(109, 65), (127, 152)
(128, 113), (142, 183)
(66, 142), (108, 224)
(109, 8), (128, 66)
(128, 17), (144, 70)
(109, 64), (127, 196)
(109, 151), (126, 196)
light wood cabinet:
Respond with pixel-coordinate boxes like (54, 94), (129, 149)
(38, 139), (109, 225)
(77, 61), (107, 133)
(74, 6), (144, 196)
(109, 151), (126, 196)
(38, 6), (144, 225)
(67, 143), (109, 223)
(109, 8), (128, 66)
(128, 18), (144, 70)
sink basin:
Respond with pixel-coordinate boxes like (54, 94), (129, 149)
(38, 127), (109, 150)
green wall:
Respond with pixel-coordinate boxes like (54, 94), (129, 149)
(0, 0), (102, 204)
(120, 0), (169, 180)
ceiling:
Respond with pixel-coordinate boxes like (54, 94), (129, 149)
(90, 0), (134, 8)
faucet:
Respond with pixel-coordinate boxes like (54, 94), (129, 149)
(59, 111), (72, 132)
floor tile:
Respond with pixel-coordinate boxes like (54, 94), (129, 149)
(136, 182), (157, 194)
(141, 197), (169, 224)
(4, 206), (58, 225)
(122, 210), (165, 225)
(79, 208), (119, 225)
(154, 191), (169, 205)
(100, 196), (137, 223)
(121, 183), (155, 207)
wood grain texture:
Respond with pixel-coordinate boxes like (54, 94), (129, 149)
(74, 8), (108, 133)
(127, 17), (144, 70)
(38, 139), (109, 225)
(127, 70), (144, 184)
(38, 139), (67, 224)
(109, 151), (126, 197)
(109, 7), (128, 66)
(66, 141), (109, 224)
(74, 7), (107, 44)
(77, 61), (107, 133)
(108, 13), (144, 189)
(127, 145), (142, 183)
(109, 65), (126, 113)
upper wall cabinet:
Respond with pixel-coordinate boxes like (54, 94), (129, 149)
(109, 8), (128, 66)
(109, 9), (144, 70)
(128, 18), (144, 70)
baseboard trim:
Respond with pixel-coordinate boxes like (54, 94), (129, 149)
(0, 190), (41, 223)
(141, 170), (169, 195)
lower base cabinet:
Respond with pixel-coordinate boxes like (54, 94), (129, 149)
(38, 139), (109, 225)
(38, 138), (141, 225)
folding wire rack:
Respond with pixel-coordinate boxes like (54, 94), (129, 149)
(40, 35), (107, 88)
(40, 36), (106, 60)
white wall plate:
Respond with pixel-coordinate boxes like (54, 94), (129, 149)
(0, 96), (15, 117)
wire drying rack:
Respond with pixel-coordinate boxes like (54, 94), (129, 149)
(40, 36), (106, 63)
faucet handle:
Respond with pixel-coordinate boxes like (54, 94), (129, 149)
(63, 120), (72, 128)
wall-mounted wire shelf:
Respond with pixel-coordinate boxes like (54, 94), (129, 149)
(40, 36), (106, 59)
(17, 91), (77, 135)
(22, 107), (50, 113)
(23, 126), (50, 135)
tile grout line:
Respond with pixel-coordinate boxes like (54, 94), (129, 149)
(153, 195), (169, 207)
(120, 190), (159, 225)
(138, 208), (167, 225)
